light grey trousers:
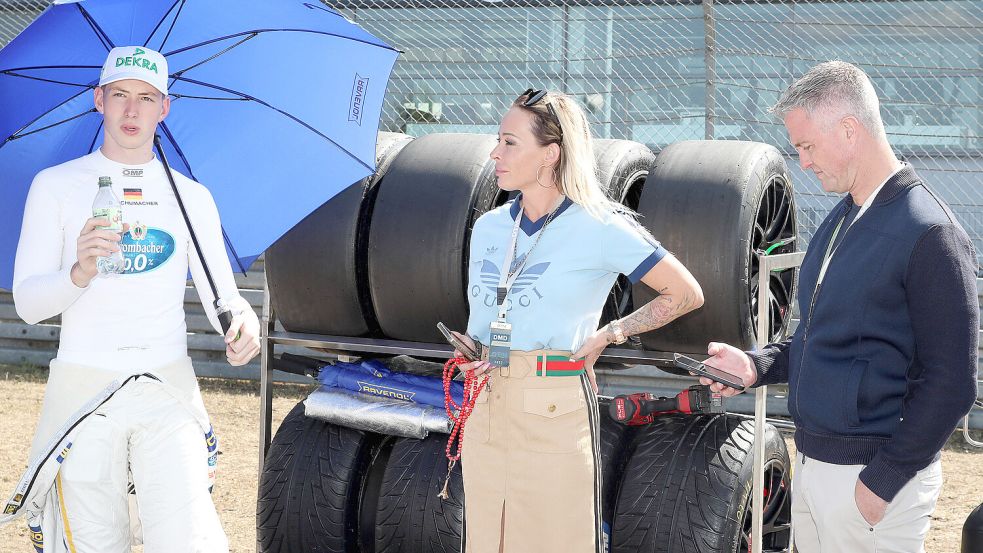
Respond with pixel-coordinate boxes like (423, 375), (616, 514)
(791, 452), (942, 553)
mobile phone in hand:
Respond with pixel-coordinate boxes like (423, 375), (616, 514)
(437, 322), (479, 362)
(673, 353), (746, 391)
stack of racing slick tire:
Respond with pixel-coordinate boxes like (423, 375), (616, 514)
(266, 136), (797, 355)
(260, 134), (799, 552)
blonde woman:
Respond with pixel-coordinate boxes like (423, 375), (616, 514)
(450, 89), (704, 553)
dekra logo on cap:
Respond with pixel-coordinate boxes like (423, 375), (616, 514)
(115, 47), (158, 74)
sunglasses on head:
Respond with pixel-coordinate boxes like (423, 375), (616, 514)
(521, 88), (563, 141)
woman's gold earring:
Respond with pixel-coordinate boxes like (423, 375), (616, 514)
(536, 164), (556, 188)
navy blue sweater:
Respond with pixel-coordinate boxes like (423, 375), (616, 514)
(748, 165), (979, 502)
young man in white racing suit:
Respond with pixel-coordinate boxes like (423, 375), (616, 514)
(6, 46), (260, 552)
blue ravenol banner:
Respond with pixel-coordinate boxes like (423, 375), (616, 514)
(316, 359), (464, 408)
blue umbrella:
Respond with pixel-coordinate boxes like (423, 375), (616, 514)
(0, 0), (399, 290)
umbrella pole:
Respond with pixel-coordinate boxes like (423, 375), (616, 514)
(153, 134), (234, 335)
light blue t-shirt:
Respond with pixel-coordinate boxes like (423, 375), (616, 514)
(465, 196), (666, 352)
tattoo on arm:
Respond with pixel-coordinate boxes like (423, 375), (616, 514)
(618, 288), (699, 337)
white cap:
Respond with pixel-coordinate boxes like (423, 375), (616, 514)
(99, 46), (168, 96)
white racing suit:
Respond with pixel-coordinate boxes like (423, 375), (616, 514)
(1, 358), (225, 553)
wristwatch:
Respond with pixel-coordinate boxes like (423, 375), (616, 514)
(607, 319), (628, 345)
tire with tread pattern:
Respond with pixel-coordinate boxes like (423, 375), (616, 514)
(373, 434), (465, 553)
(257, 402), (381, 553)
(598, 397), (634, 546)
(371, 399), (631, 553)
(611, 413), (791, 553)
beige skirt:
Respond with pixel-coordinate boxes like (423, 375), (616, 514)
(461, 350), (601, 553)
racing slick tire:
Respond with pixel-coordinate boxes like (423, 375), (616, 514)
(373, 434), (465, 553)
(367, 133), (504, 343)
(265, 132), (414, 337)
(257, 402), (382, 553)
(592, 139), (658, 329)
(594, 138), (657, 204)
(631, 141), (798, 361)
(611, 413), (791, 553)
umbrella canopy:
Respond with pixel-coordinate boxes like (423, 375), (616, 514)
(0, 0), (399, 290)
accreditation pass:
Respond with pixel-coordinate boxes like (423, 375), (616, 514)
(488, 320), (512, 368)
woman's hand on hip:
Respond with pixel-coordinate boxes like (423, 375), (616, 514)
(572, 328), (610, 393)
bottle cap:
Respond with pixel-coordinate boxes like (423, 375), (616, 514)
(98, 176), (112, 187)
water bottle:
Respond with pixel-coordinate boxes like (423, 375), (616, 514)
(92, 176), (124, 275)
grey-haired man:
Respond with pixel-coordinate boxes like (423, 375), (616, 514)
(700, 61), (978, 552)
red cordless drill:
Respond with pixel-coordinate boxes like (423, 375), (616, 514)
(609, 385), (723, 426)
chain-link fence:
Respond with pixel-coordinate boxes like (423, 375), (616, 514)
(2, 0), (981, 257)
(0, 1), (36, 42)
